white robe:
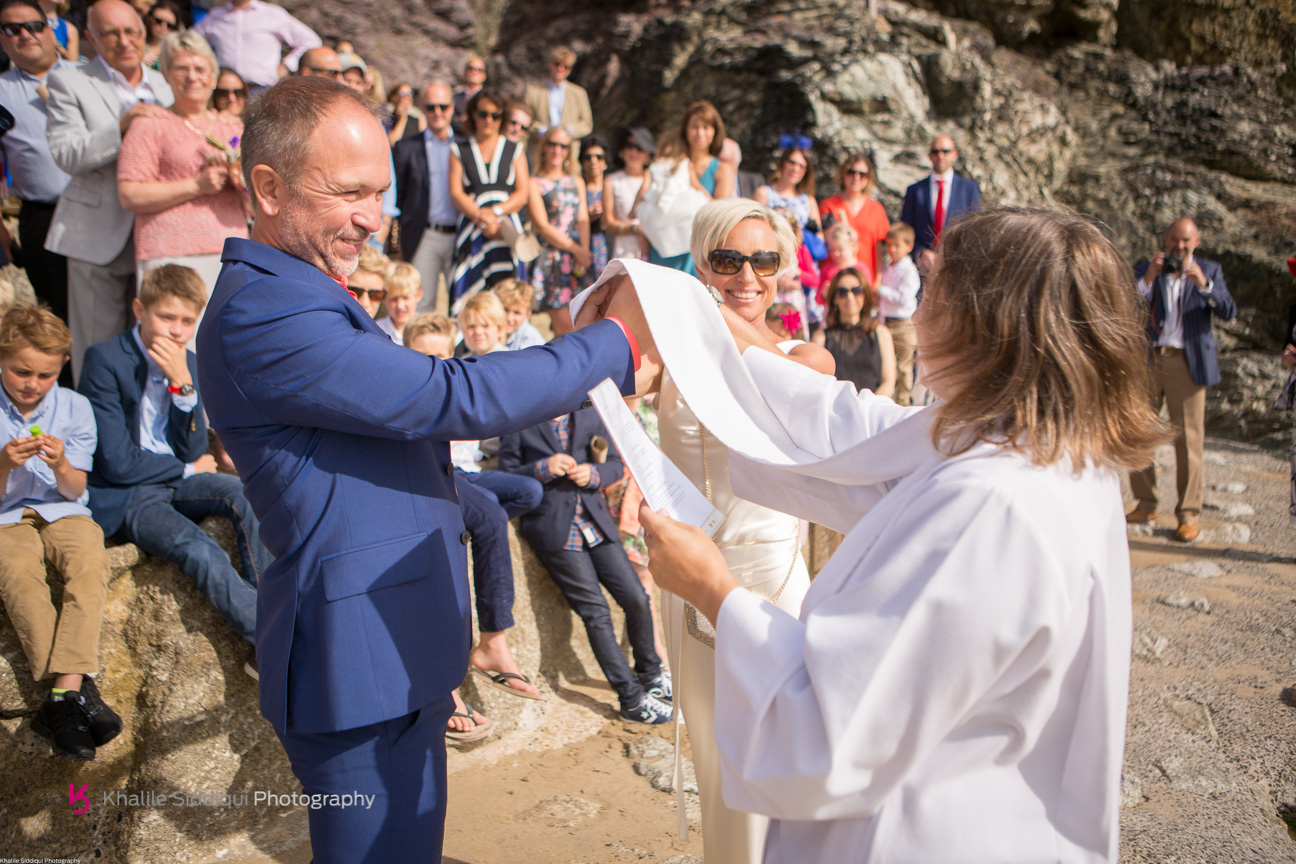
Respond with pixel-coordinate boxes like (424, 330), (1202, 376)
(574, 261), (1131, 864)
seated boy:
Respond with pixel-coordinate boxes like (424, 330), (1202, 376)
(454, 291), (509, 358)
(377, 262), (422, 344)
(78, 265), (270, 673)
(499, 408), (671, 724)
(877, 222), (921, 406)
(402, 313), (456, 360)
(0, 304), (121, 760)
(492, 279), (546, 350)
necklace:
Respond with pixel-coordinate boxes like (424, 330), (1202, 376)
(180, 111), (216, 144)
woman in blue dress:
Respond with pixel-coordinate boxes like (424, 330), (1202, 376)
(448, 90), (531, 312)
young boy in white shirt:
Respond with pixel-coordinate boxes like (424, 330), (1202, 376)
(877, 222), (921, 405)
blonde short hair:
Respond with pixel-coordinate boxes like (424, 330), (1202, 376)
(690, 199), (798, 279)
(492, 278), (535, 312)
(826, 222), (858, 247)
(457, 291), (506, 328)
(139, 264), (208, 312)
(159, 31), (218, 78)
(551, 46), (576, 66)
(403, 313), (456, 348)
(384, 262), (422, 299)
(923, 207), (1168, 470)
(0, 304), (71, 358)
(887, 222), (915, 244)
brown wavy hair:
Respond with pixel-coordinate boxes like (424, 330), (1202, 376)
(824, 267), (878, 334)
(921, 207), (1167, 470)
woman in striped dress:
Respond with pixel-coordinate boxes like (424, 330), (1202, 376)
(448, 90), (530, 312)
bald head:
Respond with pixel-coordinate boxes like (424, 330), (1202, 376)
(929, 135), (958, 174)
(1164, 218), (1201, 258)
(422, 81), (454, 135)
(298, 46), (342, 80)
(88, 0), (145, 78)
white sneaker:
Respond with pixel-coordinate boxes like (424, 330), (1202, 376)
(619, 692), (672, 724)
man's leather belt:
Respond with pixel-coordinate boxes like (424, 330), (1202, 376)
(431, 223), (457, 234)
(1154, 346), (1185, 355)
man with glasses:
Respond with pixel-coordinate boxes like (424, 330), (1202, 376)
(44, 0), (172, 382)
(452, 54), (485, 134)
(523, 45), (592, 171)
(899, 134), (981, 270)
(0, 0), (73, 327)
(296, 45), (342, 80)
(192, 0), (321, 94)
(394, 80), (457, 315)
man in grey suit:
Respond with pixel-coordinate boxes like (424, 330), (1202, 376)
(44, 0), (171, 381)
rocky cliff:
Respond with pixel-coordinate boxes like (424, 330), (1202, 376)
(287, 0), (1296, 442)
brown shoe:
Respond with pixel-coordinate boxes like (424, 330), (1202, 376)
(1126, 506), (1157, 524)
(1174, 522), (1200, 542)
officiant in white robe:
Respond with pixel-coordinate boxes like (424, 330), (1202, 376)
(588, 207), (1166, 864)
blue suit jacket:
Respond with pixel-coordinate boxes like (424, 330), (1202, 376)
(196, 238), (635, 734)
(497, 408), (624, 553)
(79, 331), (208, 537)
(1135, 256), (1236, 387)
(899, 173), (982, 255)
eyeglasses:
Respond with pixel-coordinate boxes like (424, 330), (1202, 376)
(90, 26), (145, 42)
(302, 66), (343, 79)
(545, 140), (571, 150)
(352, 287), (387, 302)
(214, 87), (247, 100)
(579, 152), (604, 162)
(0, 20), (48, 37)
(835, 285), (866, 297)
(466, 65), (486, 74)
(930, 148), (954, 155)
(504, 117), (527, 129)
(149, 15), (177, 30)
(707, 249), (781, 277)
(551, 61), (572, 70)
(425, 103), (453, 113)
(475, 109), (502, 121)
(845, 169), (869, 179)
(786, 160), (808, 170)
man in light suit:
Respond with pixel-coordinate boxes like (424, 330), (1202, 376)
(393, 79), (458, 314)
(1127, 218), (1236, 542)
(196, 76), (651, 862)
(44, 0), (172, 382)
(523, 45), (593, 170)
(899, 134), (981, 270)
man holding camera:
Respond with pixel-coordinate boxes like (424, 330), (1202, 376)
(1128, 218), (1236, 541)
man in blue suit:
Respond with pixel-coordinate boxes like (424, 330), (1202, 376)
(899, 135), (981, 270)
(1127, 218), (1236, 542)
(195, 76), (650, 862)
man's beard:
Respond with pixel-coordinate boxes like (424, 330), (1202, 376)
(279, 195), (367, 278)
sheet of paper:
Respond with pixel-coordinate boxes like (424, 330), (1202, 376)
(588, 378), (725, 537)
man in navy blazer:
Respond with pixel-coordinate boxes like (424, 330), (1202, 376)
(899, 135), (981, 269)
(195, 76), (648, 862)
(78, 268), (269, 654)
(1127, 218), (1236, 541)
(393, 80), (460, 314)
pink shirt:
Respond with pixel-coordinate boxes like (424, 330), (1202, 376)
(118, 112), (248, 262)
(193, 0), (321, 88)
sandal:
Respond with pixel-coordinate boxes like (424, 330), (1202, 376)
(445, 701), (494, 742)
(472, 666), (544, 700)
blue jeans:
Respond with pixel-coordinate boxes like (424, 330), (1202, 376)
(456, 469), (541, 632)
(460, 469), (542, 519)
(123, 473), (271, 644)
(535, 539), (662, 707)
(279, 694), (455, 864)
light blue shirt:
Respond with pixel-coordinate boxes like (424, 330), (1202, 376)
(368, 150), (400, 250)
(0, 381), (96, 524)
(130, 326), (198, 474)
(547, 80), (565, 130)
(0, 61), (73, 203)
(423, 127), (458, 225)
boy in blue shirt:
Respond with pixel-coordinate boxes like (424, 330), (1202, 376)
(0, 304), (119, 760)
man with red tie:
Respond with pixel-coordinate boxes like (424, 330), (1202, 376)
(899, 135), (981, 271)
(1127, 218), (1235, 542)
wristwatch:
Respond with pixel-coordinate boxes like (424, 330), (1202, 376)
(491, 205), (503, 217)
(168, 382), (195, 397)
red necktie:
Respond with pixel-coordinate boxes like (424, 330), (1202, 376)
(933, 178), (946, 243)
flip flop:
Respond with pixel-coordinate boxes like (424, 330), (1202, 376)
(472, 666), (544, 700)
(445, 701), (494, 742)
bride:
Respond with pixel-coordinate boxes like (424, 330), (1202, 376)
(633, 207), (1166, 863)
(656, 199), (832, 863)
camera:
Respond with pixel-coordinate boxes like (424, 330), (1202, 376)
(1162, 254), (1183, 274)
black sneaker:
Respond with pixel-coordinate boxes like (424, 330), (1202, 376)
(619, 692), (673, 725)
(640, 670), (672, 703)
(32, 691), (96, 760)
(78, 677), (123, 747)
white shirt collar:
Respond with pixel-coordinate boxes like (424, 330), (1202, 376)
(929, 170), (954, 184)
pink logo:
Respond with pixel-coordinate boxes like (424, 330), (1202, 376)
(68, 783), (89, 815)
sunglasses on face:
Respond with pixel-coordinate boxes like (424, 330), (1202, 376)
(214, 87), (247, 100)
(846, 169), (869, 178)
(708, 249), (781, 277)
(466, 65), (486, 73)
(551, 61), (572, 70)
(930, 148), (954, 155)
(545, 140), (571, 150)
(835, 285), (866, 297)
(505, 117), (527, 129)
(475, 109), (502, 121)
(303, 66), (343, 79)
(425, 102), (452, 113)
(1, 19), (48, 36)
(579, 152), (605, 162)
(149, 15), (177, 29)
(352, 288), (387, 302)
